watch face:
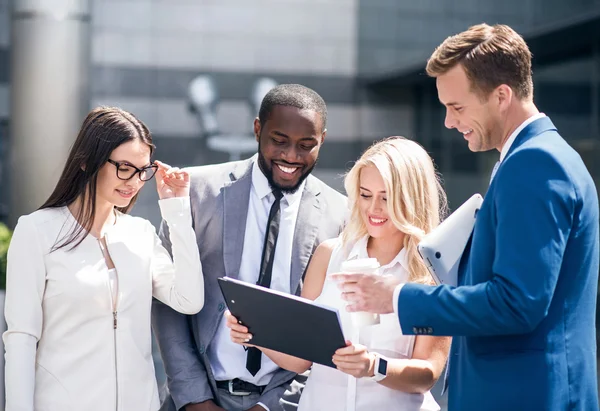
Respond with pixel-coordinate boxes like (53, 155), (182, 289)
(378, 358), (388, 375)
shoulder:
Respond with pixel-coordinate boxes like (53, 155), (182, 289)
(306, 175), (346, 205)
(17, 207), (68, 231)
(185, 158), (253, 186)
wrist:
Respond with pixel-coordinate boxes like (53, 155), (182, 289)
(367, 352), (376, 377)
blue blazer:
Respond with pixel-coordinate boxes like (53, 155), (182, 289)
(398, 117), (599, 410)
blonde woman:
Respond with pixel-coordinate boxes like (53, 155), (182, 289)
(225, 137), (451, 410)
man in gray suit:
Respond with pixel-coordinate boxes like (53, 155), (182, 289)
(152, 84), (347, 411)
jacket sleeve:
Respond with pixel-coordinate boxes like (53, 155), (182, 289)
(151, 213), (214, 410)
(398, 148), (575, 336)
(3, 215), (47, 411)
(150, 196), (204, 315)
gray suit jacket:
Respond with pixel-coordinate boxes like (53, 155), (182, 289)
(152, 158), (347, 411)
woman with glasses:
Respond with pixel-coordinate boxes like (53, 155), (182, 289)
(4, 106), (205, 411)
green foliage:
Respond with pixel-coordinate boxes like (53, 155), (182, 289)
(0, 222), (13, 290)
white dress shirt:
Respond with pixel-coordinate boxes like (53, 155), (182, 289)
(208, 160), (306, 389)
(392, 112), (547, 322)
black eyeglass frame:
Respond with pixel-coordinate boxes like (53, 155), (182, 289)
(107, 159), (158, 181)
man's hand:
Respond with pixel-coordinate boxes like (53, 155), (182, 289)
(332, 272), (402, 314)
(186, 399), (226, 411)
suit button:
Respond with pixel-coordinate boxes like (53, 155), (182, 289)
(427, 327), (433, 334)
(413, 327), (419, 334)
(199, 344), (205, 354)
(218, 302), (225, 312)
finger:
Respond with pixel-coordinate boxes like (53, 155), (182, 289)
(154, 160), (171, 170)
(333, 358), (367, 369)
(230, 330), (253, 342)
(165, 167), (181, 178)
(334, 344), (366, 356)
(331, 273), (361, 284)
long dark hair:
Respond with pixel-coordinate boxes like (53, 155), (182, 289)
(41, 106), (155, 251)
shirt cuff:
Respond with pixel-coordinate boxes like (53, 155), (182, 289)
(257, 402), (270, 411)
(393, 283), (405, 335)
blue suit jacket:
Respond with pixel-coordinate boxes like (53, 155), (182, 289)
(398, 117), (599, 410)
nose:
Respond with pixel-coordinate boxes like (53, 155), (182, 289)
(281, 145), (300, 163)
(368, 196), (384, 214)
(444, 109), (457, 129)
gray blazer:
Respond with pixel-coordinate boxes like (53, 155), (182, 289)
(152, 158), (347, 411)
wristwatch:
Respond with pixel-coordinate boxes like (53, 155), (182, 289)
(368, 353), (388, 382)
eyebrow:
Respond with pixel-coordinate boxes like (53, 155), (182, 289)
(445, 102), (462, 107)
(359, 186), (386, 193)
(271, 130), (319, 142)
(114, 159), (153, 168)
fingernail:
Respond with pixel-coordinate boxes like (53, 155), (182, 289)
(244, 339), (250, 342)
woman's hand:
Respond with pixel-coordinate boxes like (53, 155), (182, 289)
(224, 310), (255, 347)
(332, 341), (375, 378)
(155, 160), (190, 199)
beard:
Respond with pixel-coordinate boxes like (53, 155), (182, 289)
(257, 143), (316, 195)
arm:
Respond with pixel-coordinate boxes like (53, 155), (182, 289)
(399, 150), (575, 336)
(152, 299), (217, 410)
(332, 333), (450, 394)
(225, 239), (336, 374)
(151, 203), (214, 410)
(151, 162), (204, 315)
(3, 216), (46, 411)
(377, 335), (450, 393)
(150, 196), (204, 315)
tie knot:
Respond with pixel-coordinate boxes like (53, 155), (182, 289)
(272, 189), (283, 201)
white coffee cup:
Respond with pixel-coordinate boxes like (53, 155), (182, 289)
(340, 258), (381, 328)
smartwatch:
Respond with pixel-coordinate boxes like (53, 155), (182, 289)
(368, 353), (388, 382)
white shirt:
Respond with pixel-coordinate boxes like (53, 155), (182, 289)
(208, 159), (306, 388)
(299, 236), (439, 411)
(393, 113), (547, 320)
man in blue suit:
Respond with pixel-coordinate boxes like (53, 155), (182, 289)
(334, 23), (599, 410)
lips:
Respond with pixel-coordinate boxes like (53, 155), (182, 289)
(116, 189), (135, 198)
(462, 129), (473, 139)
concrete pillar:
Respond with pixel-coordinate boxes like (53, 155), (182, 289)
(9, 0), (90, 225)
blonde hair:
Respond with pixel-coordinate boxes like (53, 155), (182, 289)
(342, 137), (448, 284)
(426, 23), (533, 100)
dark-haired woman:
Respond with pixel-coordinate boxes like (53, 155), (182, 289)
(3, 107), (205, 411)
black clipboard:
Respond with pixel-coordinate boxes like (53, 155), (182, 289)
(218, 277), (346, 368)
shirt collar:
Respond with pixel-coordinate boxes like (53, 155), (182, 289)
(251, 157), (306, 206)
(500, 113), (546, 162)
(347, 235), (410, 273)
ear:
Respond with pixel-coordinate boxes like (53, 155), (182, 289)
(496, 84), (513, 111)
(253, 117), (261, 142)
(320, 128), (327, 145)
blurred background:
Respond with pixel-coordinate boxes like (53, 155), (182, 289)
(0, 0), (599, 409)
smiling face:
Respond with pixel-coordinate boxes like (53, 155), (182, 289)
(436, 64), (503, 152)
(96, 139), (152, 209)
(254, 105), (325, 193)
(358, 165), (404, 241)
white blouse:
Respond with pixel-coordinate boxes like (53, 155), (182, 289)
(298, 236), (440, 411)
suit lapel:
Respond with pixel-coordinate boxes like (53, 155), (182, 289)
(290, 176), (323, 293)
(222, 160), (253, 279)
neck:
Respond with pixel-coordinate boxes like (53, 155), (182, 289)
(496, 99), (539, 153)
(68, 195), (115, 239)
(367, 231), (405, 266)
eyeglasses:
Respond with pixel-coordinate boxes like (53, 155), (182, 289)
(107, 159), (158, 181)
